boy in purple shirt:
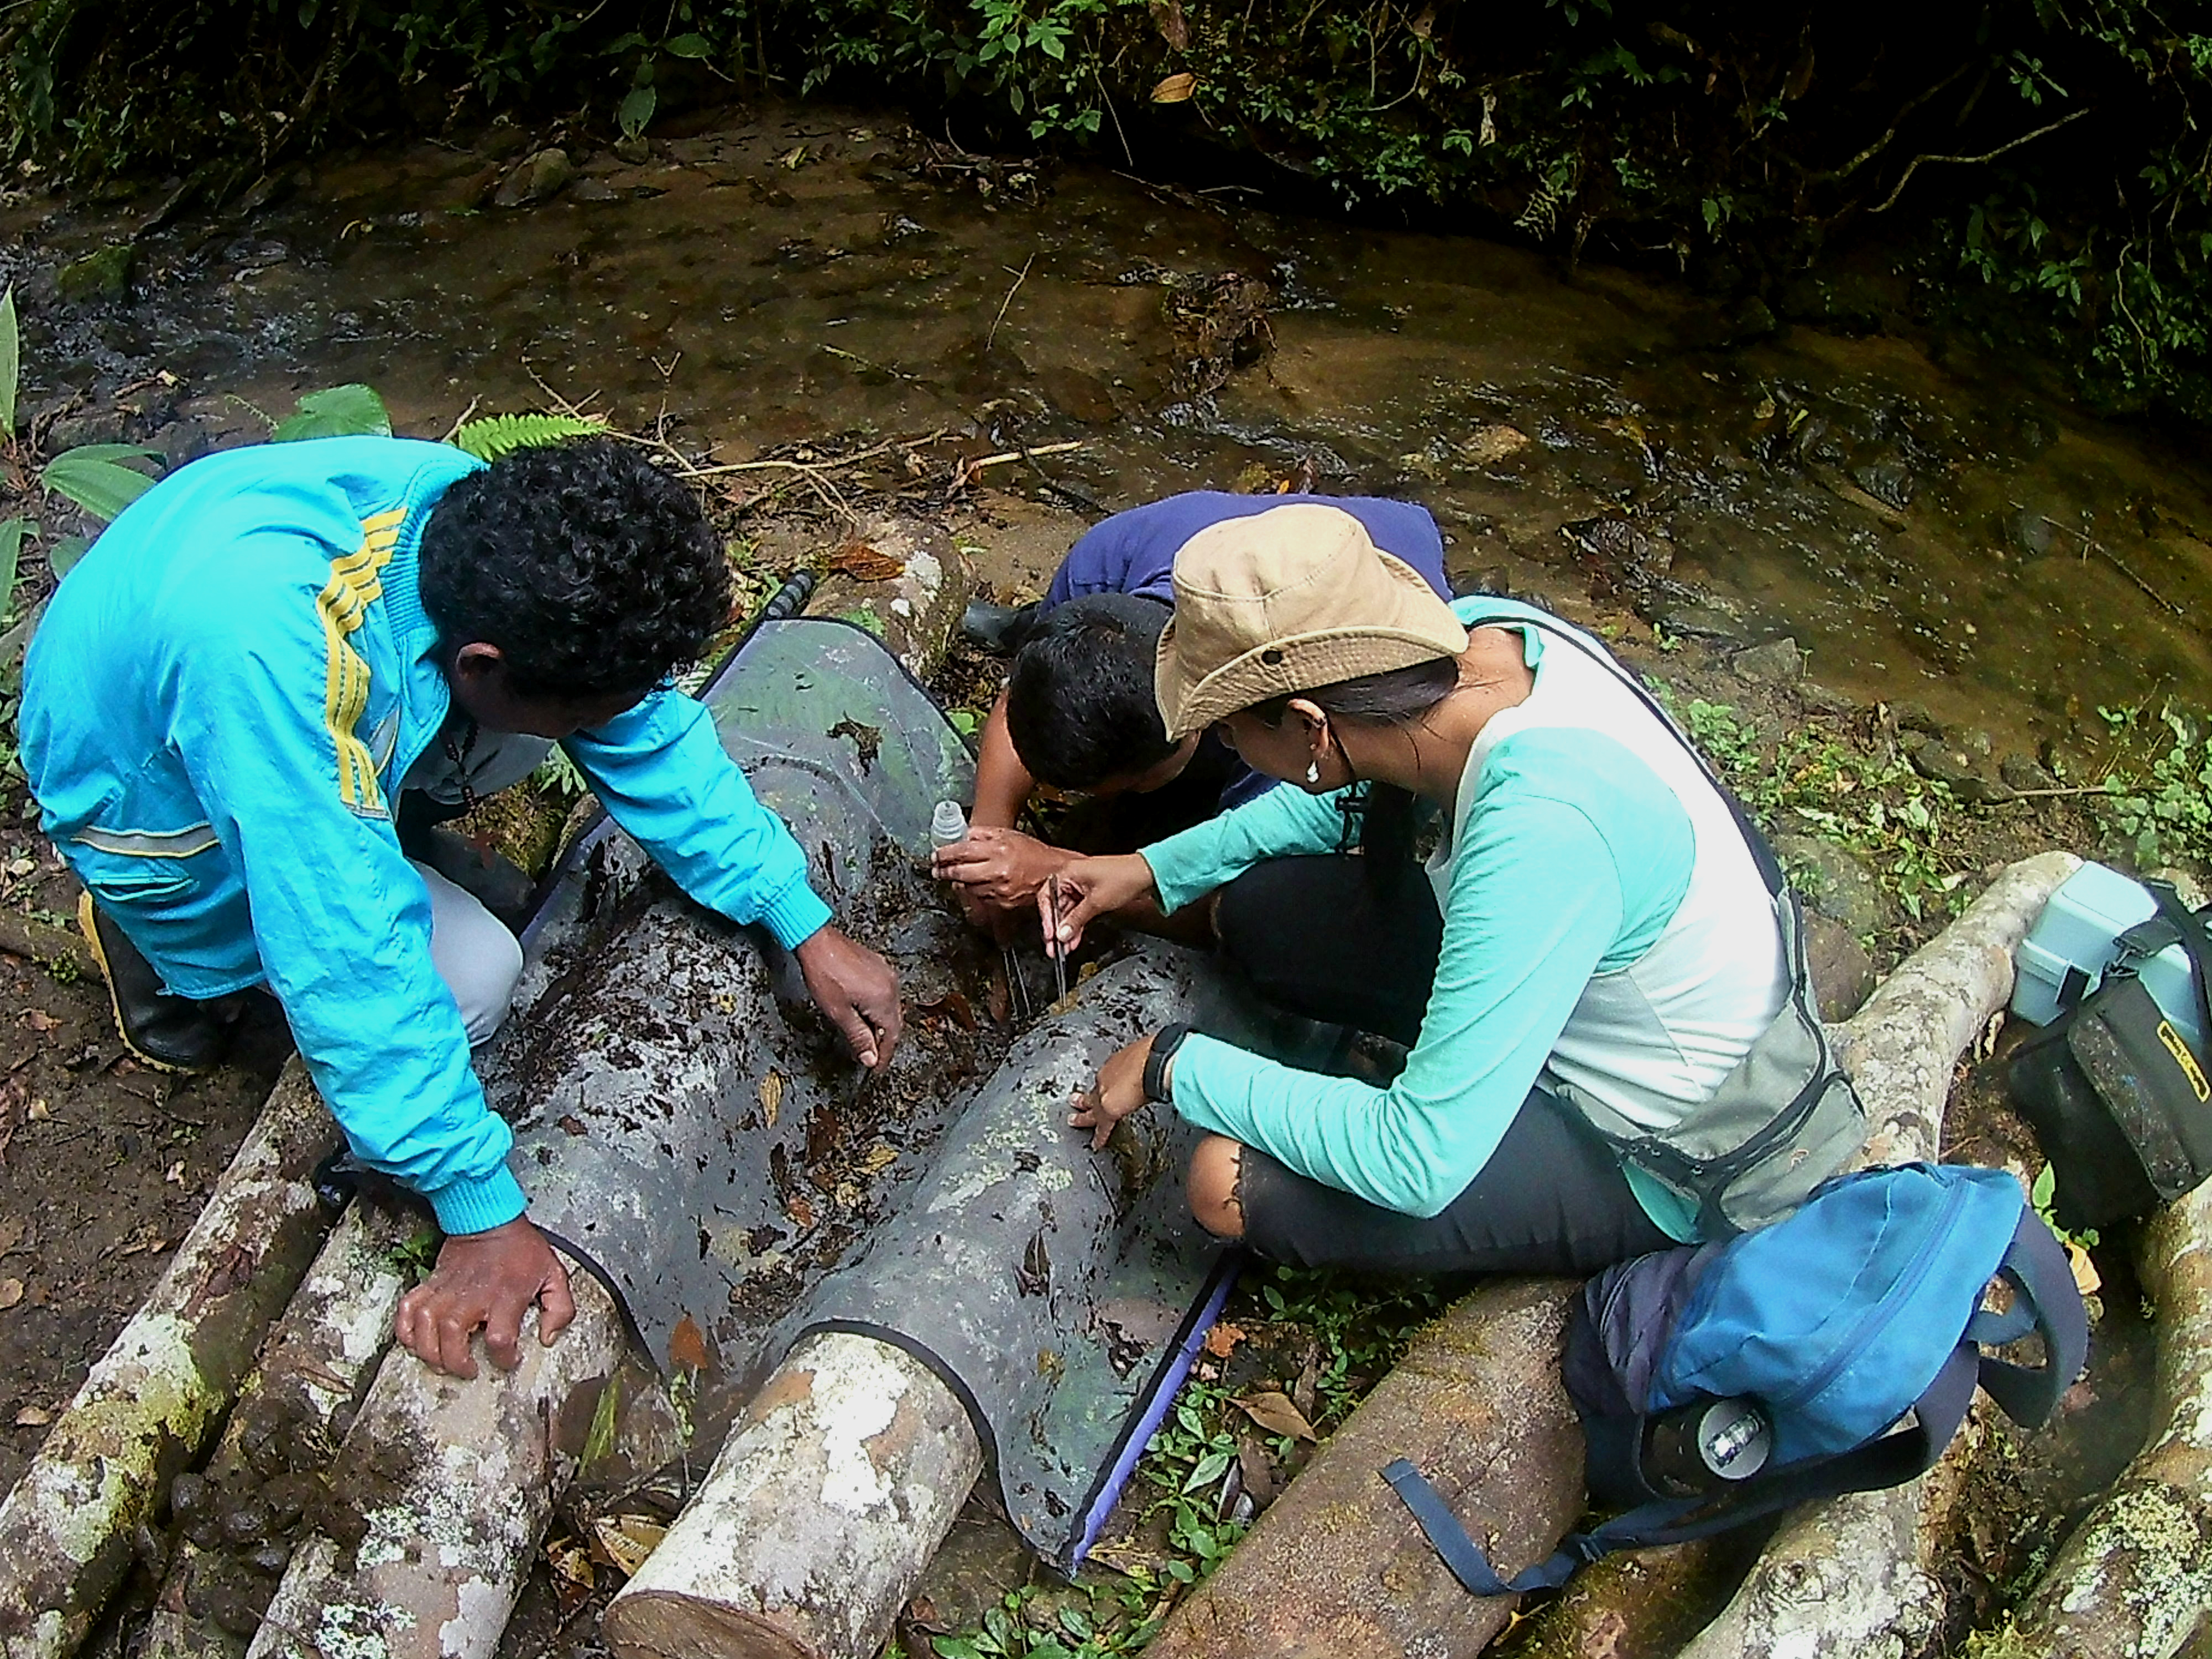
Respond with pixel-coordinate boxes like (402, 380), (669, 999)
(936, 491), (1451, 937)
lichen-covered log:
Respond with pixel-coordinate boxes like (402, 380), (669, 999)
(241, 1267), (621, 1659)
(134, 1197), (416, 1659)
(0, 1058), (339, 1659)
(1984, 1172), (2212, 1656)
(1672, 851), (2080, 1659)
(1144, 1279), (1584, 1659)
(602, 1331), (983, 1659)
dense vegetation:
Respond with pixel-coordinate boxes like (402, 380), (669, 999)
(3, 3), (2211, 419)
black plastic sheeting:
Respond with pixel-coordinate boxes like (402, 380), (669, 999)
(481, 617), (1270, 1566)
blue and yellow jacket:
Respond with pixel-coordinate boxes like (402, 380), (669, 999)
(20, 436), (833, 1234)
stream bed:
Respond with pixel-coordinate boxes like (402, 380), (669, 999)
(4, 100), (2211, 759)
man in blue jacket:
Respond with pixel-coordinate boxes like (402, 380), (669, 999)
(20, 434), (901, 1377)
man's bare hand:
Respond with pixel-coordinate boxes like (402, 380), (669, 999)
(394, 1215), (575, 1379)
(795, 925), (903, 1070)
(932, 827), (1076, 938)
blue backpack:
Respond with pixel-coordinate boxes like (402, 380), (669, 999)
(1387, 1162), (2089, 1593)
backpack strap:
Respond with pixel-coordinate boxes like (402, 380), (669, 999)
(1969, 1206), (2090, 1429)
(1462, 608), (1786, 900)
(1386, 1347), (1984, 1597)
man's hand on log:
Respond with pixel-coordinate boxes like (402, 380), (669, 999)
(795, 925), (904, 1071)
(395, 1216), (576, 1378)
(1072, 1032), (1157, 1151)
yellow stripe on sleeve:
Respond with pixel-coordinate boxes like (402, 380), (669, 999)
(317, 509), (407, 815)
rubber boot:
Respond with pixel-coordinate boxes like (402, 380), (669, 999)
(959, 599), (1042, 655)
(77, 892), (229, 1073)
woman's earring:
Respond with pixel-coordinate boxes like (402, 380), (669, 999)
(1305, 759), (1321, 784)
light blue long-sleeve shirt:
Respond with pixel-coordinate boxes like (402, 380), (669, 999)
(1142, 598), (1786, 1238)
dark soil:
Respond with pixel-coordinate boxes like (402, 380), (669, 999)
(0, 822), (292, 1495)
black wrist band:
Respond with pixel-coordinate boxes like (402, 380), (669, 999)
(1144, 1024), (1194, 1103)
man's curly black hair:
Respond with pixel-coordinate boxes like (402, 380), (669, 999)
(1005, 593), (1180, 790)
(418, 436), (731, 699)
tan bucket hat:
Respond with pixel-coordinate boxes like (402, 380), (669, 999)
(1154, 503), (1469, 738)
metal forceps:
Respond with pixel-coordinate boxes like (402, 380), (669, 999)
(1045, 874), (1071, 1004)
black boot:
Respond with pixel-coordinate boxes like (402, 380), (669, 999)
(77, 893), (229, 1073)
(959, 599), (1042, 655)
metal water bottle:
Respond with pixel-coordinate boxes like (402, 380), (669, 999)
(1642, 1397), (1773, 1495)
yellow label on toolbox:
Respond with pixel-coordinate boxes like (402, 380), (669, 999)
(2158, 1021), (2210, 1102)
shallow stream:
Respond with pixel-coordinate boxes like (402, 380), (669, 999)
(7, 101), (2212, 757)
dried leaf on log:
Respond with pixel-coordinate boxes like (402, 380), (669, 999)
(1152, 72), (1198, 103)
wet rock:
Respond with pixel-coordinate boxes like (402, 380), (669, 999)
(170, 1472), (209, 1520)
(56, 243), (133, 303)
(1852, 458), (1915, 510)
(493, 148), (575, 208)
(244, 1540), (292, 1576)
(614, 133), (653, 165)
(1901, 731), (2015, 803)
(1775, 274), (1892, 336)
(479, 124), (534, 160)
(1728, 296), (1779, 342)
(2002, 505), (2057, 560)
(218, 1496), (273, 1546)
(1887, 701), (1945, 740)
(1731, 637), (1804, 685)
(1561, 517), (1671, 605)
(1804, 912), (1877, 1022)
(571, 176), (622, 203)
(46, 408), (132, 450)
(1776, 833), (1891, 938)
(1645, 597), (1748, 650)
(446, 164), (503, 210)
(1459, 425), (1530, 467)
(2000, 753), (2058, 793)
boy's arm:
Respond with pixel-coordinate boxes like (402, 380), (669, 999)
(970, 690), (1034, 830)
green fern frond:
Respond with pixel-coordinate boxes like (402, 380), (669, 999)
(451, 411), (603, 462)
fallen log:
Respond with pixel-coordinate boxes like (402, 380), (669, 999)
(1671, 850), (2080, 1659)
(0, 1058), (338, 1659)
(1144, 1278), (1584, 1659)
(602, 1331), (983, 1659)
(242, 1266), (623, 1659)
(1984, 1176), (2212, 1653)
(134, 1196), (416, 1659)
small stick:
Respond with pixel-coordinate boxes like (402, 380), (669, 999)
(2007, 500), (2184, 618)
(961, 440), (1085, 472)
(985, 254), (1035, 353)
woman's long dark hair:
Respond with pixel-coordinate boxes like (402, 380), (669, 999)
(1246, 654), (1462, 880)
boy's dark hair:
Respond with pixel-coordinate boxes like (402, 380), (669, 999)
(419, 436), (731, 699)
(1005, 593), (1178, 790)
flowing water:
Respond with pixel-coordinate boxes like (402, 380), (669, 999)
(9, 101), (2212, 757)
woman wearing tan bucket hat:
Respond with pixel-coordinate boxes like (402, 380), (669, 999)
(1044, 503), (1860, 1274)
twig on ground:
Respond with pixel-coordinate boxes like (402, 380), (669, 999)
(985, 254), (1035, 353)
(2008, 500), (2184, 617)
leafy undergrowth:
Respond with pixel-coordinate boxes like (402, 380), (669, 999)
(923, 1264), (1450, 1659)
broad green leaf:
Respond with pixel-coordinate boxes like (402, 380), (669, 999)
(42, 448), (160, 522)
(665, 32), (712, 57)
(1182, 1447), (1232, 1493)
(47, 534), (92, 577)
(0, 287), (17, 440)
(2031, 1162), (2056, 1211)
(0, 518), (28, 618)
(618, 84), (658, 139)
(272, 383), (392, 442)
